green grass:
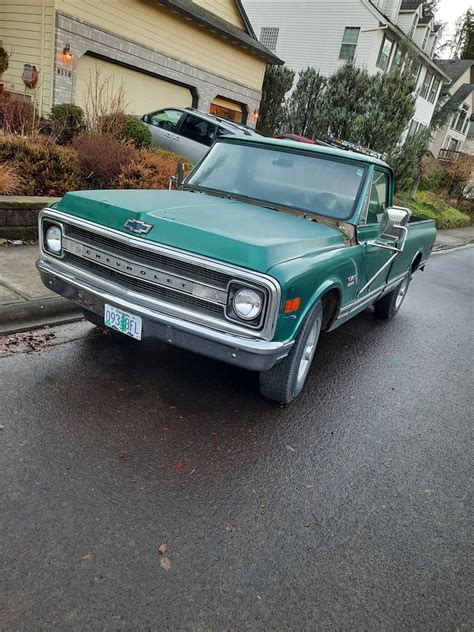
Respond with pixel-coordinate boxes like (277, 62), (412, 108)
(402, 191), (471, 230)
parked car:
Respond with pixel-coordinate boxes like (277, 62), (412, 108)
(37, 137), (436, 403)
(140, 107), (260, 164)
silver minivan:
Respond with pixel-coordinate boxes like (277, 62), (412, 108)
(140, 107), (260, 165)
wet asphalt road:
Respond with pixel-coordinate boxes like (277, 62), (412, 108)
(1, 248), (473, 632)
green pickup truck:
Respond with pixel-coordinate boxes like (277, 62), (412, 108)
(37, 136), (436, 403)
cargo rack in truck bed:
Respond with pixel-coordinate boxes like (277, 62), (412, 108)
(316, 136), (385, 161)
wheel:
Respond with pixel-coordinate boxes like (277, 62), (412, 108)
(373, 273), (411, 320)
(259, 300), (323, 404)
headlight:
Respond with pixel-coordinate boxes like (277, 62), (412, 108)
(45, 225), (62, 254)
(233, 288), (263, 321)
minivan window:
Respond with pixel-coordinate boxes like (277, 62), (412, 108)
(149, 109), (182, 132)
(179, 114), (217, 147)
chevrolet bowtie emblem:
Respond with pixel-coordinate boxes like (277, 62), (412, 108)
(124, 219), (153, 234)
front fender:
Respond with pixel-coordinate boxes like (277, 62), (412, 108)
(267, 246), (362, 342)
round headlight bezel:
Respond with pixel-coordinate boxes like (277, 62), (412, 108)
(232, 287), (264, 322)
(44, 223), (62, 256)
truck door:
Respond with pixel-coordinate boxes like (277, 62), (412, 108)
(356, 169), (394, 300)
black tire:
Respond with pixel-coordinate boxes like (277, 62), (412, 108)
(81, 308), (104, 327)
(259, 300), (323, 404)
(373, 273), (411, 320)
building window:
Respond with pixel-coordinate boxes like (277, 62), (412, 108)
(419, 71), (433, 99)
(392, 47), (403, 72)
(410, 61), (421, 86)
(376, 35), (394, 72)
(428, 77), (440, 103)
(339, 27), (361, 60)
(259, 27), (279, 51)
(422, 28), (431, 51)
(453, 104), (469, 132)
(409, 15), (419, 38)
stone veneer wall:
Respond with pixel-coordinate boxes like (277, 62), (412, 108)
(53, 13), (261, 126)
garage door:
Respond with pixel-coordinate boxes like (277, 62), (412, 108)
(75, 55), (193, 116)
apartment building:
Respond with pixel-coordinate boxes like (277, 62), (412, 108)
(243, 0), (450, 129)
(430, 60), (474, 160)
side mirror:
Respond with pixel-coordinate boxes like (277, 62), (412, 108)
(169, 162), (186, 190)
(378, 206), (411, 243)
(142, 114), (150, 123)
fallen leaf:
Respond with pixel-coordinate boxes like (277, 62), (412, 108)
(82, 552), (93, 561)
(251, 488), (257, 495)
(256, 594), (262, 601)
(160, 556), (171, 571)
(117, 451), (128, 460)
(424, 489), (434, 495)
(225, 523), (237, 532)
(158, 543), (167, 555)
(304, 484), (313, 491)
(175, 462), (186, 470)
(286, 445), (296, 452)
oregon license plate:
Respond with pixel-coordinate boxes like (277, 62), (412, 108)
(104, 304), (142, 340)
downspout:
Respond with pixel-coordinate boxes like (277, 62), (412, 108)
(39, 0), (47, 115)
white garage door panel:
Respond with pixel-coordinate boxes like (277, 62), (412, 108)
(75, 56), (192, 115)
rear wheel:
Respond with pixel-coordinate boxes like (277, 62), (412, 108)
(259, 300), (323, 404)
(373, 273), (410, 320)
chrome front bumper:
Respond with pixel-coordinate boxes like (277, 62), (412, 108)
(36, 258), (293, 371)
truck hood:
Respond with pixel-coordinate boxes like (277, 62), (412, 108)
(54, 190), (345, 272)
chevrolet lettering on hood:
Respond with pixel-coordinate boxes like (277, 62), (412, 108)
(124, 219), (153, 234)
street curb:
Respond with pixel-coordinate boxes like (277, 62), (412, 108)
(432, 243), (474, 256)
(0, 297), (82, 336)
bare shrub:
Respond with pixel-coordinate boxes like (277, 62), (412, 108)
(1, 97), (37, 135)
(0, 163), (21, 194)
(118, 149), (192, 190)
(73, 131), (134, 188)
(82, 65), (128, 133)
(0, 135), (80, 195)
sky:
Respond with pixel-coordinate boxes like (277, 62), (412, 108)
(437, 0), (472, 47)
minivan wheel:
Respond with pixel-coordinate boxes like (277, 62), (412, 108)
(259, 300), (323, 404)
(373, 273), (411, 320)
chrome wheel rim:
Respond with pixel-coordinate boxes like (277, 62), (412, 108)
(296, 317), (321, 388)
(395, 276), (409, 311)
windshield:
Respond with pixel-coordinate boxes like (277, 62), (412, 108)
(186, 142), (368, 220)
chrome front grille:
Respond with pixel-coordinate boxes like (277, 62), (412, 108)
(65, 253), (223, 315)
(66, 225), (230, 287)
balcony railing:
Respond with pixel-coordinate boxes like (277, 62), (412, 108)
(439, 149), (461, 161)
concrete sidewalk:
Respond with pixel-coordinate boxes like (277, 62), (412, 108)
(0, 245), (81, 335)
(0, 226), (473, 335)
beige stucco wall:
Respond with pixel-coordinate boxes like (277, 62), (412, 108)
(55, 0), (266, 91)
(0, 0), (55, 116)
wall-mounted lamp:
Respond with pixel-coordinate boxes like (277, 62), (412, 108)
(62, 44), (73, 62)
(250, 109), (259, 122)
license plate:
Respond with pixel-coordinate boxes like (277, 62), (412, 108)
(104, 304), (142, 340)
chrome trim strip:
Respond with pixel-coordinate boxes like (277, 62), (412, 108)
(337, 271), (407, 320)
(39, 208), (282, 340)
(37, 257), (294, 357)
(63, 237), (227, 305)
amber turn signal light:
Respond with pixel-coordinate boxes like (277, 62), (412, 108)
(283, 298), (301, 313)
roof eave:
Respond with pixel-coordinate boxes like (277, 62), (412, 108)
(156, 0), (283, 65)
(384, 23), (451, 81)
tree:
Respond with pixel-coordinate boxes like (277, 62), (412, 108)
(359, 67), (416, 154)
(460, 9), (474, 59)
(284, 68), (326, 137)
(387, 128), (431, 194)
(256, 64), (294, 136)
(317, 61), (373, 143)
